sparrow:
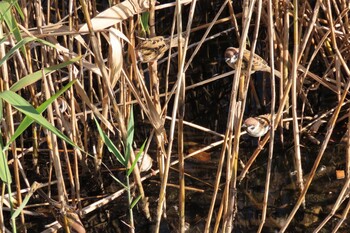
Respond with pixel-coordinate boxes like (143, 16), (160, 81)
(224, 47), (281, 78)
(136, 36), (185, 63)
(56, 97), (68, 113)
(242, 114), (271, 137)
(136, 36), (169, 63)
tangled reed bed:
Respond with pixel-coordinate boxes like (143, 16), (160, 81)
(1, 0), (350, 232)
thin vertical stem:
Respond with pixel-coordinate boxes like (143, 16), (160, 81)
(257, 0), (276, 231)
(291, 0), (304, 202)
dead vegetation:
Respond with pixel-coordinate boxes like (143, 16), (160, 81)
(0, 0), (350, 232)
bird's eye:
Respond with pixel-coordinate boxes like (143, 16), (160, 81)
(248, 125), (255, 130)
(233, 54), (238, 61)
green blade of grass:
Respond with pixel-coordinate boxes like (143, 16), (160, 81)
(0, 137), (12, 184)
(94, 117), (126, 166)
(0, 90), (79, 150)
(130, 194), (142, 209)
(0, 100), (9, 183)
(4, 80), (76, 151)
(11, 182), (41, 219)
(125, 106), (134, 163)
(0, 37), (35, 66)
(127, 140), (146, 176)
(110, 173), (127, 189)
(10, 56), (81, 92)
(0, 0), (24, 55)
(10, 0), (24, 20)
(140, 12), (150, 36)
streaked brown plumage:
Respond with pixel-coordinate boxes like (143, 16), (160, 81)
(224, 47), (281, 78)
(136, 36), (185, 63)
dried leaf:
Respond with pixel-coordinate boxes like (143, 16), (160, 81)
(79, 0), (150, 32)
(109, 28), (123, 88)
(189, 149), (211, 162)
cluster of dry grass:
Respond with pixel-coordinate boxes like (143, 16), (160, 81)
(1, 0), (350, 232)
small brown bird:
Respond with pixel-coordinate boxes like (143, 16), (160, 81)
(136, 36), (169, 63)
(242, 114), (272, 137)
(224, 47), (281, 78)
(136, 36), (185, 63)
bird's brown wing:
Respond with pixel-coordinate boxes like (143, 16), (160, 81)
(242, 49), (282, 78)
(242, 49), (252, 68)
(242, 50), (267, 71)
(257, 114), (272, 123)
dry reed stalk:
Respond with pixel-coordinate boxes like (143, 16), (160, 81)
(3, 0), (350, 232)
(299, 102), (349, 133)
(57, 0), (81, 214)
(151, 181), (205, 192)
(147, 2), (168, 218)
(281, 0), (290, 135)
(160, 7), (178, 200)
(314, 177), (350, 232)
(281, 1), (350, 232)
(201, 1), (241, 232)
(69, 37), (82, 213)
(49, 85), (80, 208)
(347, 112), (350, 180)
(176, 2), (185, 232)
(290, 0), (304, 207)
(226, 0), (241, 40)
(165, 116), (225, 138)
(177, 2), (198, 231)
(1, 27), (25, 229)
(154, 16), (178, 233)
(80, 0), (150, 225)
(332, 197), (350, 232)
(177, 1), (198, 232)
(43, 78), (69, 231)
(224, 0), (264, 230)
(184, 2), (229, 72)
(96, 26), (113, 171)
(190, 16), (240, 33)
(206, 0), (254, 231)
(168, 167), (214, 188)
(80, 138), (223, 216)
(239, 79), (293, 182)
(257, 0), (277, 230)
(153, 28), (236, 70)
(153, 0), (197, 230)
(31, 2), (73, 231)
(279, 0), (350, 230)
